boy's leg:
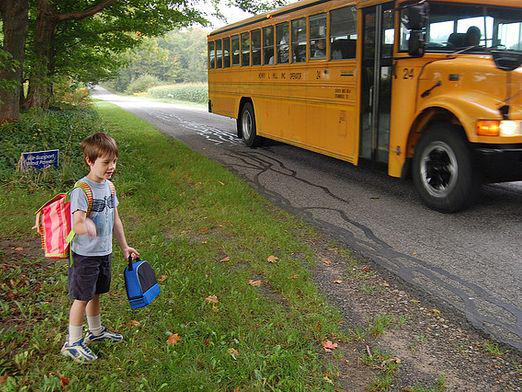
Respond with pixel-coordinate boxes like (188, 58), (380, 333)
(84, 255), (123, 344)
(69, 299), (88, 343)
(61, 299), (98, 363)
(86, 295), (103, 335)
(62, 252), (100, 362)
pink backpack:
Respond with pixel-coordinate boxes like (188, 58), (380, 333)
(33, 181), (94, 259)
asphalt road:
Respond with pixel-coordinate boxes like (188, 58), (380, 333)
(93, 87), (522, 350)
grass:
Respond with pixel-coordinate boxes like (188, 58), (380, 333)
(484, 340), (506, 357)
(369, 315), (394, 338)
(0, 102), (344, 390)
(362, 348), (401, 392)
(406, 373), (446, 392)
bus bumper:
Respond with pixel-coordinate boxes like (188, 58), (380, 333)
(473, 144), (522, 183)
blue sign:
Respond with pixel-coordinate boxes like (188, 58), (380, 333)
(20, 149), (59, 171)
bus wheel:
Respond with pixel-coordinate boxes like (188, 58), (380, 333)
(240, 102), (260, 147)
(412, 124), (479, 212)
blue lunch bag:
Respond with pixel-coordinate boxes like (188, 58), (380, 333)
(124, 256), (160, 309)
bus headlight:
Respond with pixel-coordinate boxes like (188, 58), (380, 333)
(476, 120), (522, 137)
(499, 121), (522, 137)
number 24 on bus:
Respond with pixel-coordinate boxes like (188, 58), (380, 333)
(207, 0), (522, 212)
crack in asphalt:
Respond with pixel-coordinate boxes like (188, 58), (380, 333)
(219, 146), (522, 350)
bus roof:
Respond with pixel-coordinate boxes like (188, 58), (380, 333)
(208, 0), (522, 37)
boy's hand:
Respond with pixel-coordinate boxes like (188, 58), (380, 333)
(85, 218), (97, 238)
(124, 247), (140, 260)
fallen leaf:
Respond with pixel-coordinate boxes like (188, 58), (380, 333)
(248, 279), (263, 287)
(205, 295), (219, 304)
(291, 274), (299, 279)
(158, 275), (167, 283)
(199, 227), (209, 234)
(361, 265), (371, 273)
(203, 338), (211, 347)
(167, 333), (181, 345)
(323, 375), (334, 385)
(267, 255), (279, 263)
(233, 387), (240, 392)
(130, 320), (141, 327)
(60, 375), (70, 389)
(431, 308), (441, 317)
(14, 247), (24, 252)
(333, 279), (343, 284)
(322, 258), (332, 266)
(322, 340), (338, 352)
(0, 375), (7, 384)
(228, 347), (240, 359)
(220, 256), (230, 262)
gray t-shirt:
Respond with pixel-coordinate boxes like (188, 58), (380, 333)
(70, 177), (119, 256)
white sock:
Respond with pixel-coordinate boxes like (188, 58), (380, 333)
(87, 314), (103, 336)
(68, 324), (83, 345)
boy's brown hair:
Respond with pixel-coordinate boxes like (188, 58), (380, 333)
(80, 133), (118, 164)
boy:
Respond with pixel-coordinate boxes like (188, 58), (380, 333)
(61, 132), (139, 363)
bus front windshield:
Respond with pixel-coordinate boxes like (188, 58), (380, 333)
(400, 2), (522, 53)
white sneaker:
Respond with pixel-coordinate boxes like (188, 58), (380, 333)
(61, 338), (98, 363)
(84, 326), (123, 344)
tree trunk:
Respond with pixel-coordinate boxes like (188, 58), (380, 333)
(0, 0), (29, 124)
(25, 1), (57, 110)
(25, 0), (118, 110)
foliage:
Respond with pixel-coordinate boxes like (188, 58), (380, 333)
(108, 28), (208, 92)
(148, 83), (208, 104)
(51, 76), (91, 109)
(126, 74), (160, 94)
(0, 101), (342, 390)
(0, 108), (101, 185)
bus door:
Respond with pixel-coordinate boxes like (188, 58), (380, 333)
(360, 3), (395, 163)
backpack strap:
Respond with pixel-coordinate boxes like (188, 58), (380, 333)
(107, 180), (116, 199)
(74, 181), (93, 216)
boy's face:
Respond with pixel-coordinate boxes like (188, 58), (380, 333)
(86, 154), (118, 182)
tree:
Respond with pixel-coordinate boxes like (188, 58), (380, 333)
(25, 0), (120, 109)
(0, 0), (29, 124)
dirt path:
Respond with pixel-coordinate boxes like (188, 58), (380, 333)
(308, 234), (521, 391)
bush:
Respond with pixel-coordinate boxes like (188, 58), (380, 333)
(126, 74), (160, 94)
(148, 83), (208, 104)
(0, 109), (105, 188)
(52, 77), (91, 109)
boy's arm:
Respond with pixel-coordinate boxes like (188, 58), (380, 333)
(114, 206), (139, 260)
(73, 210), (96, 237)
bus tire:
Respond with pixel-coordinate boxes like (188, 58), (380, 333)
(240, 102), (261, 147)
(412, 123), (480, 212)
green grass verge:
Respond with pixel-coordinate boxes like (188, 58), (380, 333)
(0, 101), (342, 390)
(147, 83), (208, 104)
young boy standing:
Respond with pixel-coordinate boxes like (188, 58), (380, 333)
(61, 132), (139, 363)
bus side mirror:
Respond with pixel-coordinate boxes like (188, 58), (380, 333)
(402, 1), (429, 57)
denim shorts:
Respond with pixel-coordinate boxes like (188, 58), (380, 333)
(68, 252), (112, 301)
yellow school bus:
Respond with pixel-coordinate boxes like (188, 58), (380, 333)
(207, 0), (522, 212)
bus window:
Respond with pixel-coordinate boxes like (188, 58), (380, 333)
(223, 37), (231, 68)
(216, 39), (223, 68)
(252, 29), (262, 65)
(263, 26), (274, 65)
(382, 9), (394, 59)
(208, 41), (215, 69)
(232, 35), (240, 65)
(310, 13), (327, 59)
(276, 22), (290, 64)
(291, 18), (307, 63)
(241, 32), (251, 66)
(330, 6), (357, 60)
